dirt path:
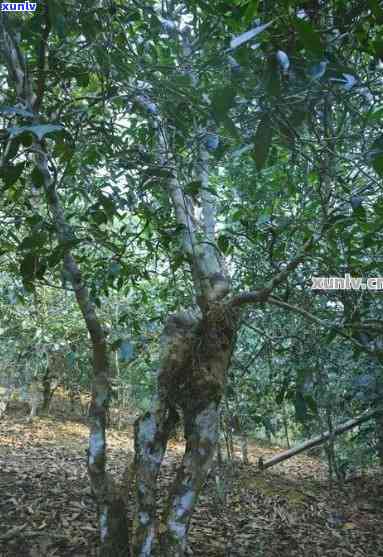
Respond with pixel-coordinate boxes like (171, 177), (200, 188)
(1, 413), (382, 556)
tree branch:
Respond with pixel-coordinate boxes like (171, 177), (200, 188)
(135, 94), (230, 305)
(266, 296), (372, 354)
(33, 1), (51, 112)
(0, 13), (36, 107)
(229, 236), (314, 308)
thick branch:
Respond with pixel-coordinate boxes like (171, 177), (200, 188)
(34, 147), (129, 553)
(0, 14), (36, 107)
(136, 95), (229, 304)
(33, 2), (51, 112)
(266, 297), (372, 354)
(229, 236), (314, 308)
(198, 143), (215, 242)
(160, 403), (220, 557)
(131, 396), (173, 556)
(259, 410), (379, 470)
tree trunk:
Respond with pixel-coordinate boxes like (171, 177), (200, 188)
(41, 367), (59, 413)
(375, 408), (383, 466)
(160, 402), (220, 556)
(282, 402), (291, 449)
(259, 410), (379, 470)
(240, 434), (249, 465)
(27, 379), (42, 421)
(33, 149), (130, 555)
(129, 304), (238, 556)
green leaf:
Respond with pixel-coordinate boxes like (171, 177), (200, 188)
(211, 86), (237, 120)
(31, 166), (45, 188)
(35, 259), (47, 280)
(368, 107), (383, 122)
(184, 180), (202, 197)
(26, 215), (43, 227)
(94, 46), (110, 68)
(304, 395), (318, 415)
(326, 328), (337, 344)
(47, 246), (64, 268)
(69, 66), (90, 88)
(290, 107), (307, 129)
(256, 211), (270, 226)
(0, 106), (34, 118)
(373, 40), (383, 60)
(81, 15), (99, 41)
(265, 57), (281, 97)
(8, 124), (64, 141)
(352, 205), (367, 221)
(99, 194), (116, 217)
(252, 116), (273, 170)
(217, 234), (230, 254)
(0, 162), (25, 187)
(20, 233), (47, 250)
(145, 167), (173, 178)
(230, 21), (272, 49)
(244, 1), (259, 25)
(294, 392), (308, 422)
(20, 133), (33, 148)
(172, 253), (186, 271)
(20, 253), (38, 281)
(295, 19), (323, 55)
(275, 382), (287, 405)
(54, 137), (75, 161)
(7, 138), (21, 159)
(220, 115), (241, 139)
(368, 0), (383, 23)
(91, 209), (108, 225)
(369, 136), (383, 177)
(48, 0), (66, 37)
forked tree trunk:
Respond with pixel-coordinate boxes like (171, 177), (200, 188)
(128, 304), (238, 556)
(0, 10), (304, 557)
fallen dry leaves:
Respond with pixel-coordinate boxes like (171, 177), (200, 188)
(0, 407), (382, 556)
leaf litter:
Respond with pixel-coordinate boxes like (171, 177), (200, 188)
(0, 406), (382, 556)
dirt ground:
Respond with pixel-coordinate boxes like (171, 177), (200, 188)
(1, 402), (383, 557)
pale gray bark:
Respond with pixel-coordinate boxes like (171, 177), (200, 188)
(160, 403), (220, 556)
(258, 410), (379, 470)
(240, 434), (249, 465)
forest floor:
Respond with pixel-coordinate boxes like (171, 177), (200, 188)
(0, 399), (383, 557)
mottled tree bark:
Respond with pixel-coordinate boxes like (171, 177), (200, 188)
(129, 304), (238, 556)
(41, 367), (60, 413)
(374, 406), (383, 466)
(131, 397), (174, 556)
